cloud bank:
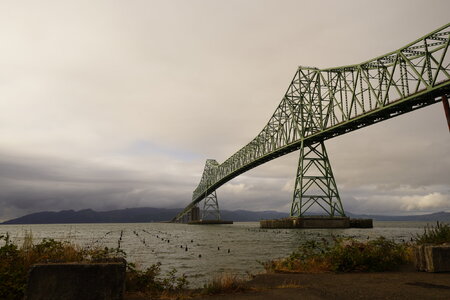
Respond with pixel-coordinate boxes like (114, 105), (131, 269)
(0, 0), (449, 221)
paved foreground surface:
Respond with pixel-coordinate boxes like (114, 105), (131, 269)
(191, 271), (450, 300)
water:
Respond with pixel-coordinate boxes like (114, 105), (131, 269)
(0, 221), (438, 287)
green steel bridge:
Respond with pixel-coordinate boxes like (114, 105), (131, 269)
(172, 23), (450, 223)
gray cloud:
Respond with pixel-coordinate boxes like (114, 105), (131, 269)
(0, 150), (200, 220)
(0, 0), (449, 221)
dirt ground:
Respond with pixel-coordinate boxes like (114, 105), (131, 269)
(126, 267), (450, 300)
(191, 270), (450, 300)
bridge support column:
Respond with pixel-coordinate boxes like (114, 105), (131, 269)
(291, 140), (345, 217)
(190, 206), (200, 222)
(182, 212), (191, 223)
(201, 190), (221, 221)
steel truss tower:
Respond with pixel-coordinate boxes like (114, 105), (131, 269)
(201, 190), (220, 220)
(291, 141), (345, 217)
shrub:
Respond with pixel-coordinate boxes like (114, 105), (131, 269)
(414, 222), (450, 245)
(0, 233), (188, 300)
(0, 234), (27, 300)
(125, 262), (188, 296)
(264, 237), (411, 273)
(1, 233), (97, 300)
(328, 237), (410, 272)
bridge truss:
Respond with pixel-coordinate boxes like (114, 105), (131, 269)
(172, 23), (450, 222)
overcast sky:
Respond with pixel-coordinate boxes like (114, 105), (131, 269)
(0, 0), (449, 221)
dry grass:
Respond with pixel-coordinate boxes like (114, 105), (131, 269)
(202, 273), (250, 295)
(266, 256), (333, 274)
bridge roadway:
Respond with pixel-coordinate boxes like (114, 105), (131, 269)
(172, 23), (450, 222)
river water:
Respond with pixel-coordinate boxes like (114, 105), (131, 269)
(0, 221), (437, 287)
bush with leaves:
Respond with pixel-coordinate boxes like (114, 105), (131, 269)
(328, 237), (410, 272)
(0, 234), (27, 300)
(264, 236), (411, 273)
(126, 262), (188, 296)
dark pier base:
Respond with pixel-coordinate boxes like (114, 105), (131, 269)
(188, 220), (233, 225)
(260, 217), (373, 229)
(349, 218), (373, 228)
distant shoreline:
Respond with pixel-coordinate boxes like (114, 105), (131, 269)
(2, 207), (449, 224)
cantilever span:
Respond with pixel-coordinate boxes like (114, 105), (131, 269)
(172, 23), (450, 223)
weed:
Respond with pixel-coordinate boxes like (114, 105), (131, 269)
(414, 222), (450, 245)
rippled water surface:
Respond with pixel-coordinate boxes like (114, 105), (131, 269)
(0, 221), (435, 287)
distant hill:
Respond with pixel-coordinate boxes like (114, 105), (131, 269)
(346, 211), (450, 222)
(1, 207), (289, 224)
(2, 208), (449, 224)
(1, 208), (181, 224)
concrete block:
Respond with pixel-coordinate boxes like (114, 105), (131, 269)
(424, 244), (450, 272)
(413, 245), (427, 271)
(414, 244), (450, 272)
(25, 262), (126, 300)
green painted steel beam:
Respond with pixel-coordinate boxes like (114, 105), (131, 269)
(172, 23), (450, 222)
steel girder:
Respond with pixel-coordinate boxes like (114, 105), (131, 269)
(172, 23), (450, 222)
(201, 190), (220, 220)
(291, 141), (345, 217)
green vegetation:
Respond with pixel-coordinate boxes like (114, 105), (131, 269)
(126, 262), (188, 297)
(0, 232), (94, 300)
(0, 232), (188, 300)
(263, 223), (450, 275)
(414, 222), (450, 245)
(0, 234), (27, 300)
(263, 237), (411, 273)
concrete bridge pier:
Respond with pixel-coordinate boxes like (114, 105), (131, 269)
(260, 217), (373, 229)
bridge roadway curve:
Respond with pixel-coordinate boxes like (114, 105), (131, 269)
(172, 23), (450, 222)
